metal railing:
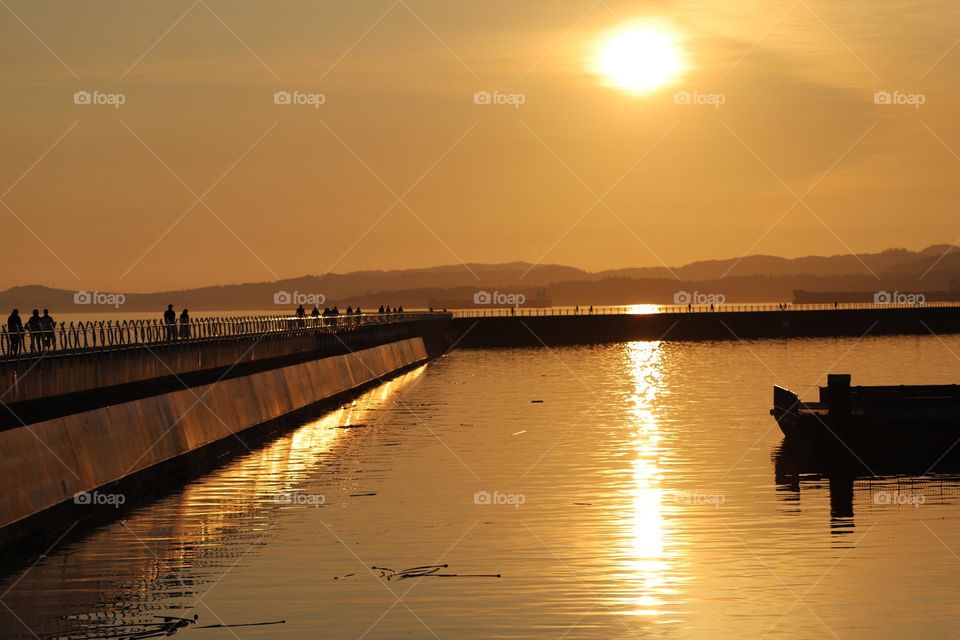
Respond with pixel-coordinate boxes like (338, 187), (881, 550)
(451, 301), (960, 318)
(0, 312), (451, 361)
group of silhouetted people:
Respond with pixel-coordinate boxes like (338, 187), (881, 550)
(293, 304), (366, 327)
(6, 308), (56, 355)
(163, 304), (191, 340)
(288, 303), (408, 327)
(295, 304), (365, 320)
(5, 301), (418, 357)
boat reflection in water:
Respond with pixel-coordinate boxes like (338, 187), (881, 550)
(774, 434), (960, 534)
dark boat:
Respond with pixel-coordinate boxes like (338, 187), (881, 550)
(771, 374), (960, 451)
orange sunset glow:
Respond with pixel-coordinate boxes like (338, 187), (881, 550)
(0, 1), (958, 293)
(5, 5), (960, 640)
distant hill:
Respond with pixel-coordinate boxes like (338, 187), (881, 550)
(2, 245), (960, 312)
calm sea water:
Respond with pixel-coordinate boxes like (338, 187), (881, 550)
(3, 335), (960, 639)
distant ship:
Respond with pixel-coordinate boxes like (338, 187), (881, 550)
(793, 290), (960, 303)
(793, 278), (960, 304)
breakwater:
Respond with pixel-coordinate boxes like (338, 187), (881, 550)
(451, 305), (960, 346)
(0, 315), (456, 551)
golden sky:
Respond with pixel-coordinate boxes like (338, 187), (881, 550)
(1, 0), (958, 292)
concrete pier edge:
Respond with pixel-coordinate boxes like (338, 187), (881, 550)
(0, 337), (439, 555)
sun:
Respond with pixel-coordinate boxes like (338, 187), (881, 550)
(596, 25), (685, 94)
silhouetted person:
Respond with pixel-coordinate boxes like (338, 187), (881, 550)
(355, 306), (362, 315)
(346, 305), (353, 315)
(397, 305), (403, 313)
(510, 306), (515, 316)
(25, 309), (42, 353)
(588, 305), (593, 314)
(378, 305), (385, 314)
(311, 306), (320, 317)
(710, 303), (715, 312)
(164, 304), (177, 341)
(40, 309), (55, 351)
(6, 309), (23, 356)
(179, 309), (190, 339)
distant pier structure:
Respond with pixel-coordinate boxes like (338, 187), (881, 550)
(449, 302), (960, 346)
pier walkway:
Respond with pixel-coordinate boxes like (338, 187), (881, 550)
(1, 312), (451, 361)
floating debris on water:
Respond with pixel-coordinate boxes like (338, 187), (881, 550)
(531, 400), (544, 403)
(333, 573), (355, 580)
(572, 502), (593, 506)
(371, 564), (502, 581)
(336, 423), (369, 429)
(196, 619), (286, 630)
(110, 614), (285, 638)
(350, 492), (377, 497)
(512, 430), (527, 436)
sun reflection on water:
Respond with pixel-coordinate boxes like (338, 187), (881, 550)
(621, 341), (676, 617)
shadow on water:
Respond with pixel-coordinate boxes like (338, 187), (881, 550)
(773, 434), (960, 534)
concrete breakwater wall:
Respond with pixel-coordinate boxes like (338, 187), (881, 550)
(1, 318), (452, 407)
(0, 337), (428, 549)
(453, 307), (960, 347)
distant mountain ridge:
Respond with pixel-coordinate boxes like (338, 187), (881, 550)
(3, 245), (960, 311)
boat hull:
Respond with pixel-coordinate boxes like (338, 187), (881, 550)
(771, 381), (960, 463)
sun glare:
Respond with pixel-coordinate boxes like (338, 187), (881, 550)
(596, 25), (684, 94)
